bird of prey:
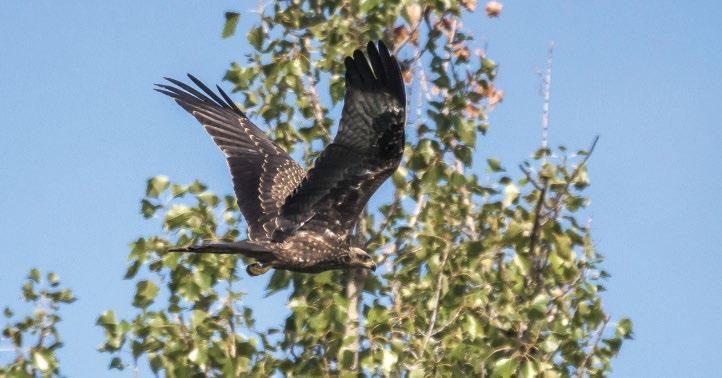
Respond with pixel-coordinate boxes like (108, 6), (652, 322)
(156, 41), (406, 276)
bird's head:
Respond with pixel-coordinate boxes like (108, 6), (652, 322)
(348, 247), (376, 271)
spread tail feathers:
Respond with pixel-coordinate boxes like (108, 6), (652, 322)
(168, 241), (271, 259)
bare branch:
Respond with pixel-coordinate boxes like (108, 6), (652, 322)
(569, 135), (599, 183)
(540, 41), (554, 155)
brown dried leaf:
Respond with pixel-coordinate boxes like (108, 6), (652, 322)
(453, 44), (471, 61)
(410, 29), (419, 47)
(488, 88), (504, 109)
(485, 1), (503, 17)
(402, 68), (413, 84)
(439, 17), (453, 32)
(393, 25), (410, 47)
(461, 0), (478, 12)
(465, 104), (481, 118)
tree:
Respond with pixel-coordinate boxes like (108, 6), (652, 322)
(1, 269), (76, 377)
(2, 1), (634, 377)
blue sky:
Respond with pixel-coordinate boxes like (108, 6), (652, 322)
(1, 1), (720, 376)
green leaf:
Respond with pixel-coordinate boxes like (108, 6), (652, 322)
(519, 360), (538, 378)
(382, 348), (398, 374)
(222, 12), (240, 38)
(616, 318), (633, 338)
(47, 272), (59, 286)
(165, 204), (194, 229)
(457, 119), (476, 145)
(502, 183), (519, 207)
(124, 260), (142, 279)
(487, 158), (505, 172)
(454, 145), (473, 166)
(110, 357), (124, 370)
(360, 0), (381, 12)
(247, 26), (265, 51)
(133, 280), (159, 308)
(339, 349), (355, 370)
(146, 176), (170, 198)
(491, 356), (519, 378)
(28, 268), (41, 283)
(196, 191), (219, 207)
(529, 294), (548, 319)
(97, 310), (117, 328)
(32, 350), (51, 371)
(141, 199), (160, 218)
(57, 288), (76, 303)
(512, 253), (530, 275)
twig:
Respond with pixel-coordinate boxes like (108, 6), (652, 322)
(442, 18), (459, 81)
(519, 164), (543, 191)
(376, 193), (400, 235)
(420, 246), (450, 350)
(568, 136), (599, 183)
(547, 136), (599, 220)
(576, 315), (610, 377)
(528, 180), (548, 289)
(300, 38), (330, 139)
(540, 41), (554, 156)
(450, 139), (478, 237)
(392, 12), (424, 54)
(430, 306), (465, 337)
(384, 194), (426, 318)
(417, 58), (433, 102)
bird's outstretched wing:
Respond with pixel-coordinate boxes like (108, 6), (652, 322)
(276, 41), (406, 240)
(155, 75), (306, 241)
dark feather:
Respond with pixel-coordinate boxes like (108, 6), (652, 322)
(277, 41), (406, 240)
(156, 77), (305, 241)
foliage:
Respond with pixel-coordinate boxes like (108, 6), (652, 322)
(0, 269), (76, 377)
(96, 0), (632, 377)
(97, 179), (277, 376)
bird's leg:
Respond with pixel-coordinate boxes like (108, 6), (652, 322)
(246, 262), (272, 276)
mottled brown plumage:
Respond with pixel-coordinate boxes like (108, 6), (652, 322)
(157, 41), (405, 276)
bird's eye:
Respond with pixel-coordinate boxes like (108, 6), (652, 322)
(361, 255), (370, 261)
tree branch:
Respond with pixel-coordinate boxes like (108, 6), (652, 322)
(421, 246), (450, 351)
(548, 135), (599, 220)
(528, 180), (548, 290)
(576, 315), (610, 377)
(301, 38), (330, 139)
(540, 41), (554, 154)
(341, 209), (369, 372)
(519, 164), (543, 191)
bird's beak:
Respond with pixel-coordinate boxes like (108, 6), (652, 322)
(367, 261), (377, 271)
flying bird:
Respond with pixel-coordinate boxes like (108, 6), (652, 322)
(156, 41), (406, 276)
